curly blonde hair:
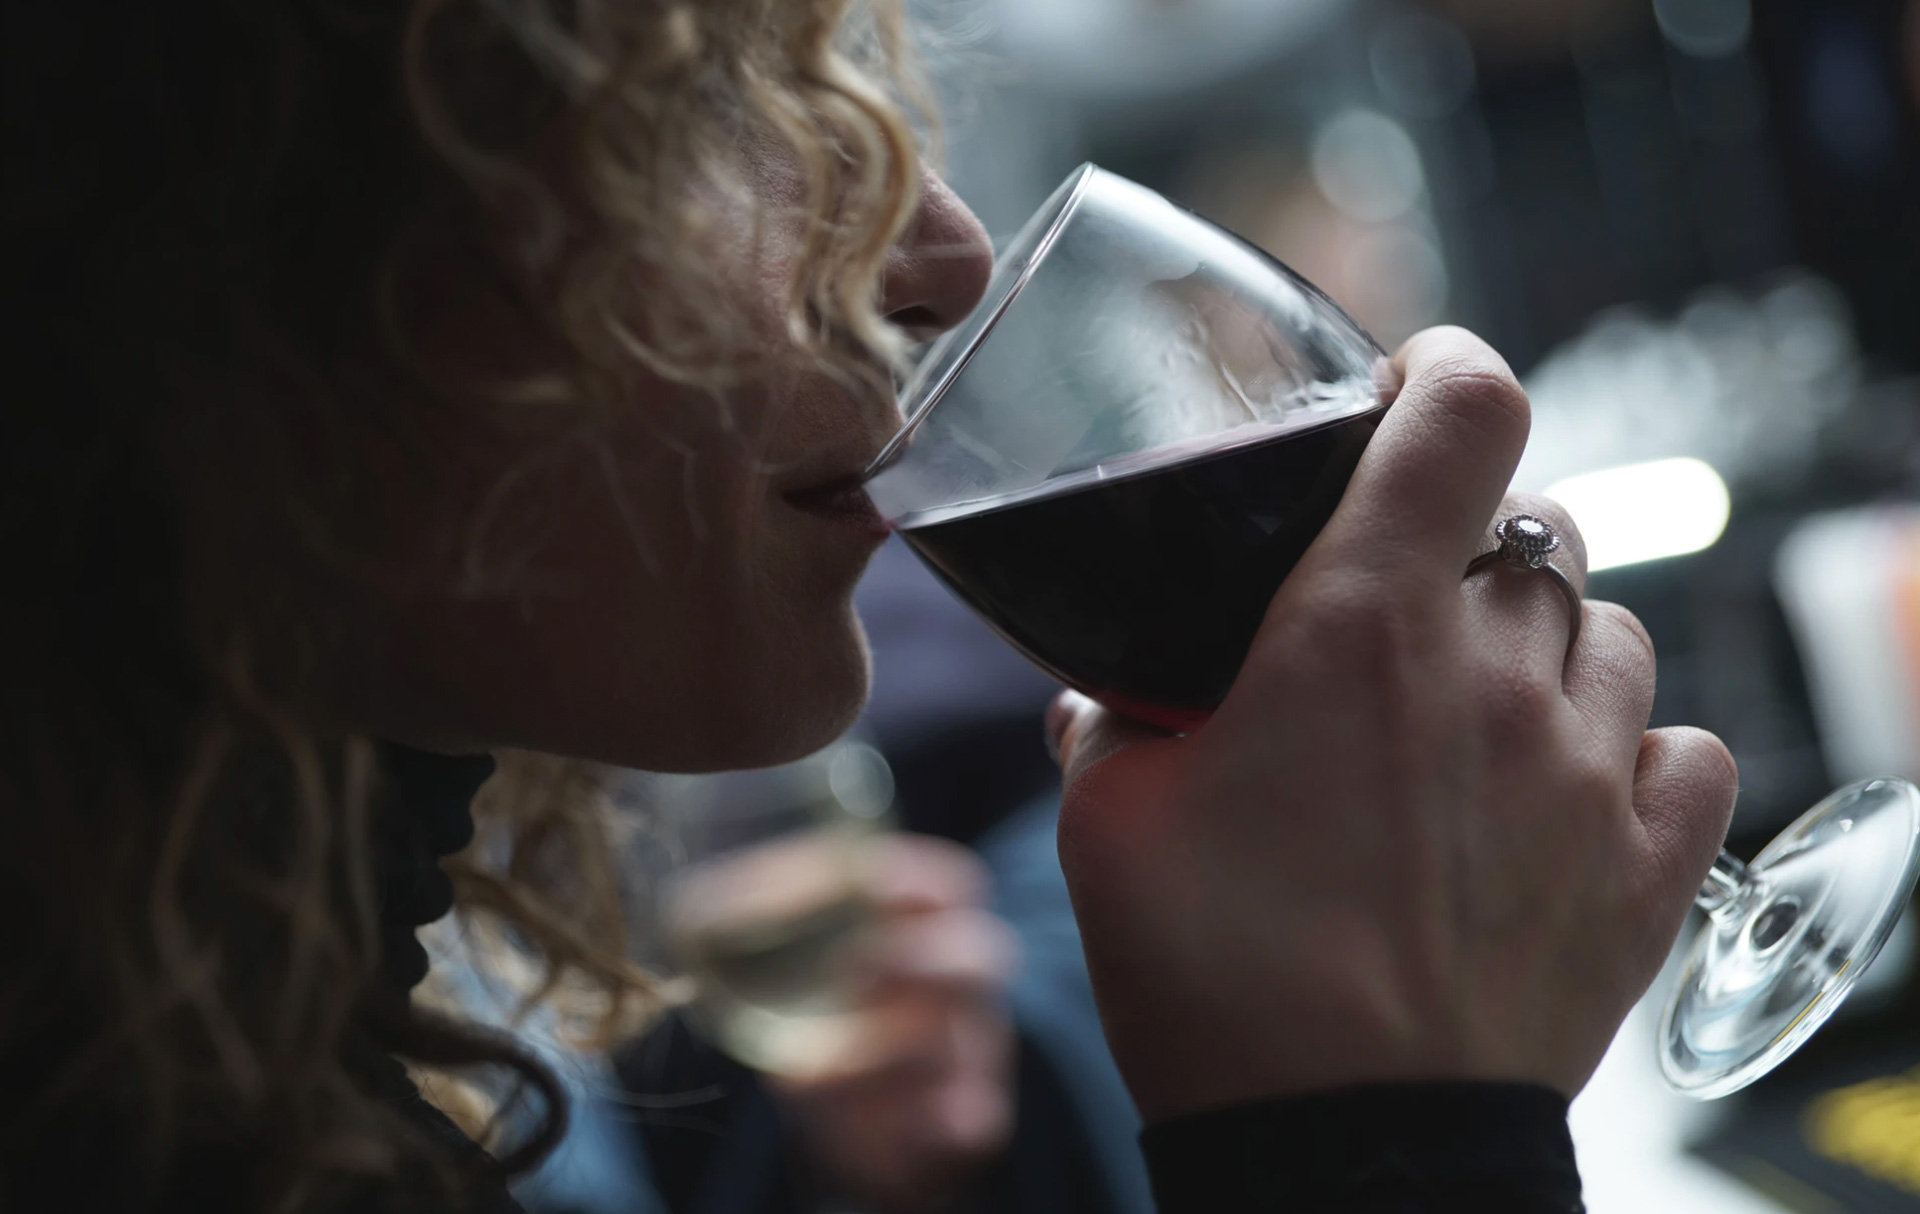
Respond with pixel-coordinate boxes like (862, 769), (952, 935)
(0, 1), (928, 1208)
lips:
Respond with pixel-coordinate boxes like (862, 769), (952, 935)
(784, 476), (890, 537)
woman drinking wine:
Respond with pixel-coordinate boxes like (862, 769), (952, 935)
(2, 2), (1736, 1209)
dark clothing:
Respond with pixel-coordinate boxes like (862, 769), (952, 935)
(1142, 1083), (1582, 1213)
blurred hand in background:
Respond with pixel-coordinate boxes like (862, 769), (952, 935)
(769, 833), (1020, 1213)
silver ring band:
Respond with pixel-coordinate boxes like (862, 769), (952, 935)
(1464, 514), (1583, 651)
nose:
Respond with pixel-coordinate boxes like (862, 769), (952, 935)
(881, 170), (994, 342)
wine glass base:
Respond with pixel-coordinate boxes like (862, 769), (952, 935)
(1660, 778), (1920, 1099)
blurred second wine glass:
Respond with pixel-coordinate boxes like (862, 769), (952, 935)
(657, 740), (896, 1080)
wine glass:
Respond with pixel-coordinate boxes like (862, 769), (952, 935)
(654, 738), (897, 1081)
(868, 165), (1389, 730)
(862, 162), (1920, 1098)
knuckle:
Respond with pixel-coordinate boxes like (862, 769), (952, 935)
(1479, 667), (1561, 737)
(1676, 727), (1740, 800)
(1568, 751), (1627, 809)
(1635, 728), (1740, 880)
(1593, 600), (1655, 659)
(1265, 578), (1432, 699)
(1582, 600), (1656, 683)
(1407, 342), (1531, 445)
(1293, 577), (1420, 656)
(1292, 575), (1377, 633)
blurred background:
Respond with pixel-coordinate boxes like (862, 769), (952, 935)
(902, 0), (1920, 1208)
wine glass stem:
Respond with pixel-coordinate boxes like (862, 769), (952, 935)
(1695, 849), (1751, 918)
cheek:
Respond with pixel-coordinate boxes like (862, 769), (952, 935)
(522, 451), (875, 770)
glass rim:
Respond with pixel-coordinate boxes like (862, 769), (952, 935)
(863, 162), (1101, 482)
(862, 163), (1390, 488)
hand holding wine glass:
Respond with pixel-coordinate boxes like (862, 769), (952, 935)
(870, 166), (1918, 1102)
(658, 745), (1017, 1211)
(1048, 327), (1739, 1121)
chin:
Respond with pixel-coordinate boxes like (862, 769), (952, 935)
(759, 615), (874, 762)
(660, 608), (873, 774)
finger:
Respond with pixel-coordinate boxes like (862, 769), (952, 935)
(862, 907), (1021, 995)
(1049, 690), (1179, 787)
(1462, 492), (1591, 686)
(927, 1052), (1015, 1154)
(1632, 726), (1739, 905)
(795, 951), (1011, 1088)
(922, 1008), (1015, 1152)
(771, 1004), (1012, 1161)
(1563, 601), (1657, 771)
(860, 833), (990, 915)
(1311, 327), (1531, 594)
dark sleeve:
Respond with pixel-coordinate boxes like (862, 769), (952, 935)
(1140, 1082), (1583, 1213)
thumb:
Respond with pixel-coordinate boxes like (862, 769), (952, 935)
(1047, 691), (1175, 786)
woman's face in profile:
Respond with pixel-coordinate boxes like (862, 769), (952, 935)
(342, 150), (994, 774)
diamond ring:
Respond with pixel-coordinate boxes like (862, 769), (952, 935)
(1464, 514), (1583, 650)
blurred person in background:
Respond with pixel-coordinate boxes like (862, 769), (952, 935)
(435, 763), (1030, 1214)
(558, 548), (1146, 1214)
(4, 2), (1738, 1213)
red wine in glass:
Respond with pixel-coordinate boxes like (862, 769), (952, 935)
(896, 403), (1389, 730)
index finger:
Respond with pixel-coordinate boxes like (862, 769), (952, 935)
(1311, 327), (1531, 594)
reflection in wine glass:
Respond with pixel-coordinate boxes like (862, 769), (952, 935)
(656, 740), (895, 1080)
